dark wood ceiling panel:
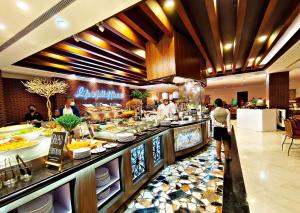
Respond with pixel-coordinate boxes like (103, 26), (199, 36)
(102, 17), (146, 49)
(139, 0), (173, 37)
(255, 0), (300, 68)
(242, 0), (279, 71)
(44, 48), (146, 76)
(89, 26), (145, 60)
(218, 0), (236, 70)
(233, 0), (247, 72)
(174, 0), (214, 74)
(205, 0), (225, 73)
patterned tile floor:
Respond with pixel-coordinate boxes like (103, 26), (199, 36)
(124, 142), (224, 213)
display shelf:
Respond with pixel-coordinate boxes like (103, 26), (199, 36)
(97, 181), (121, 208)
(96, 176), (120, 194)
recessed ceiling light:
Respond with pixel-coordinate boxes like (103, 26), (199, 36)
(225, 64), (232, 70)
(0, 23), (6, 30)
(224, 43), (233, 50)
(90, 78), (96, 83)
(207, 68), (213, 73)
(16, 0), (29, 11)
(96, 22), (105, 32)
(55, 18), (68, 29)
(164, 0), (175, 8)
(258, 35), (268, 42)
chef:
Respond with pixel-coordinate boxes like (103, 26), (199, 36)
(168, 91), (179, 115)
(157, 92), (171, 117)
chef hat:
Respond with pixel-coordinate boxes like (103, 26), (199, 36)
(162, 92), (169, 100)
(169, 94), (173, 100)
(172, 91), (179, 99)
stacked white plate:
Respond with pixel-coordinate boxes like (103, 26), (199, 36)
(96, 167), (111, 187)
(73, 148), (91, 159)
(18, 193), (53, 213)
(97, 187), (111, 200)
(116, 132), (136, 143)
(160, 120), (171, 126)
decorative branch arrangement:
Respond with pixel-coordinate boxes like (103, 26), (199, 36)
(22, 78), (69, 120)
(131, 89), (149, 100)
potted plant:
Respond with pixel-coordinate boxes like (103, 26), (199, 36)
(55, 114), (81, 144)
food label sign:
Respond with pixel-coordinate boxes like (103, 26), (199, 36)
(47, 132), (67, 164)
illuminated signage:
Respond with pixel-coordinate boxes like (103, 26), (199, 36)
(74, 86), (124, 100)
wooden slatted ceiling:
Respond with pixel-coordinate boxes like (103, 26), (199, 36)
(14, 0), (300, 81)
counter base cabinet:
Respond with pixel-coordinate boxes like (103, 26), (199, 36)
(8, 182), (73, 213)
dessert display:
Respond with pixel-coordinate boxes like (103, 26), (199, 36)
(17, 193), (53, 213)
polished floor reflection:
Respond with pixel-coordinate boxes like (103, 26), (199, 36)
(124, 143), (224, 213)
(234, 122), (300, 213)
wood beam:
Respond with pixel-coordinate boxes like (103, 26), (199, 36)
(175, 0), (215, 74)
(242, 0), (279, 71)
(37, 53), (146, 81)
(255, 3), (300, 68)
(232, 0), (247, 72)
(116, 13), (158, 44)
(204, 0), (225, 73)
(102, 17), (145, 50)
(139, 0), (173, 37)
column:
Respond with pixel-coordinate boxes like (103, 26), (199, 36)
(0, 70), (7, 126)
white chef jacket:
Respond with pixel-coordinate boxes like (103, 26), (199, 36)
(157, 103), (171, 117)
(168, 101), (177, 115)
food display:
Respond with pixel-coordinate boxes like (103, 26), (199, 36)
(0, 140), (39, 152)
(0, 124), (33, 134)
(84, 104), (124, 121)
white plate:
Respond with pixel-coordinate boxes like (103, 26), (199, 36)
(91, 147), (107, 154)
(103, 143), (118, 149)
(118, 136), (137, 143)
(116, 132), (134, 139)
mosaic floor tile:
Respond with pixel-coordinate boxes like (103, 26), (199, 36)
(124, 142), (224, 213)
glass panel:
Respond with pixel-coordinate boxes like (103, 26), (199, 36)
(130, 144), (146, 181)
(152, 136), (163, 165)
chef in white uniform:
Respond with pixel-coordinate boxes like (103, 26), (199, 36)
(168, 91), (179, 115)
(158, 92), (171, 117)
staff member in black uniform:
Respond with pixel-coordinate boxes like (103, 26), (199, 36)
(24, 104), (43, 127)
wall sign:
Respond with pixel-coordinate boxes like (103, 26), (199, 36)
(45, 131), (68, 171)
(74, 86), (124, 100)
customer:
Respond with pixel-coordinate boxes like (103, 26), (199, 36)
(210, 98), (231, 162)
(24, 104), (43, 127)
(60, 96), (80, 117)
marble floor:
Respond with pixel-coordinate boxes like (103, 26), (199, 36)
(124, 143), (224, 213)
(233, 123), (300, 213)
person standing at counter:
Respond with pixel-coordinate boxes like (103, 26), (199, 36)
(60, 96), (80, 117)
(24, 104), (43, 127)
(210, 98), (231, 162)
(169, 91), (179, 115)
(158, 92), (171, 117)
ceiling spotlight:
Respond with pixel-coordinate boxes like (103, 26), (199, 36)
(249, 58), (255, 63)
(55, 18), (68, 29)
(258, 35), (268, 42)
(16, 0), (29, 11)
(96, 22), (105, 32)
(164, 0), (175, 8)
(225, 64), (232, 70)
(73, 34), (80, 42)
(90, 78), (96, 83)
(224, 43), (233, 50)
(0, 23), (5, 30)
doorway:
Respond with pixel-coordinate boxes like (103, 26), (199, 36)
(237, 91), (248, 107)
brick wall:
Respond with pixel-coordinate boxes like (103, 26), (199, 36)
(1, 78), (130, 124)
(0, 71), (7, 126)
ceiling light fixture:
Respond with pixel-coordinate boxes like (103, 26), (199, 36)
(207, 68), (213, 73)
(224, 43), (233, 50)
(164, 0), (175, 8)
(249, 58), (255, 63)
(0, 23), (5, 30)
(255, 56), (262, 64)
(96, 22), (105, 32)
(73, 34), (80, 42)
(55, 18), (68, 29)
(16, 0), (29, 11)
(225, 64), (232, 70)
(258, 35), (268, 42)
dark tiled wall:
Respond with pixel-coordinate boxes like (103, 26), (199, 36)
(0, 71), (7, 126)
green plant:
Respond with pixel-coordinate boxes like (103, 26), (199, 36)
(131, 89), (149, 100)
(55, 114), (81, 132)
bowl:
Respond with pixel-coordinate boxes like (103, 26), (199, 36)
(17, 130), (44, 141)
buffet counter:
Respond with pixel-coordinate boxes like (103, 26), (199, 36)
(237, 109), (277, 131)
(0, 119), (210, 213)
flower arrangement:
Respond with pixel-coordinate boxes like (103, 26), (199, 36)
(126, 99), (142, 110)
